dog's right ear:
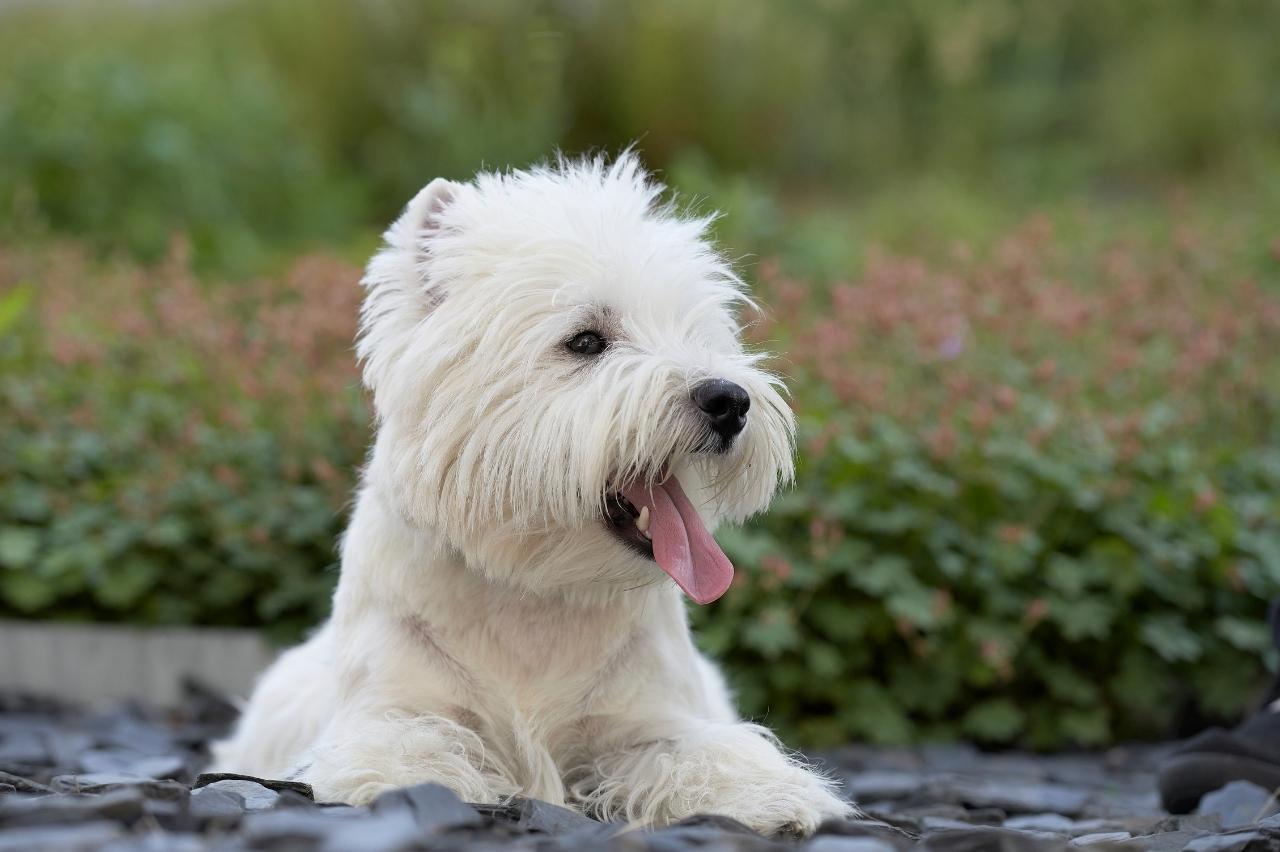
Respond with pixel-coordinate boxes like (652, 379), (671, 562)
(387, 177), (460, 252)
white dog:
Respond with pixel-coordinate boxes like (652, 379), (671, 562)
(211, 154), (853, 834)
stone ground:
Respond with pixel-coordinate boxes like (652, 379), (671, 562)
(0, 687), (1276, 851)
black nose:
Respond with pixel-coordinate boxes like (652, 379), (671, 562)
(691, 379), (750, 443)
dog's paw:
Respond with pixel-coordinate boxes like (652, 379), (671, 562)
(730, 780), (856, 836)
(684, 766), (854, 836)
(580, 721), (856, 836)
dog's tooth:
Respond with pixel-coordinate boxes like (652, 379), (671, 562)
(636, 506), (650, 533)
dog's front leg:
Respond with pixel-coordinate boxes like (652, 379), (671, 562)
(297, 709), (518, 806)
(575, 718), (854, 835)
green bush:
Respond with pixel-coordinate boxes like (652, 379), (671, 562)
(3, 0), (1280, 748)
(695, 215), (1280, 747)
(2, 200), (1277, 748)
(0, 248), (366, 641)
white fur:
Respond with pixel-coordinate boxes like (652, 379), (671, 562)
(210, 154), (853, 834)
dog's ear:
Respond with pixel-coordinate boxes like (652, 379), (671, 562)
(388, 177), (460, 251)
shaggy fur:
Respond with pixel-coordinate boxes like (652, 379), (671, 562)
(210, 154), (853, 834)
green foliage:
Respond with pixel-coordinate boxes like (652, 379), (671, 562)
(0, 249), (365, 641)
(701, 421), (1280, 749)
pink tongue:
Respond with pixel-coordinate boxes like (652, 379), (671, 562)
(623, 476), (734, 604)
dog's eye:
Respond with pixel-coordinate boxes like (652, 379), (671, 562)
(566, 331), (607, 356)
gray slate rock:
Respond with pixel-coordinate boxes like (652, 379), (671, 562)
(0, 737), (49, 766)
(849, 772), (926, 802)
(321, 806), (423, 852)
(78, 749), (186, 781)
(1004, 815), (1078, 835)
(99, 832), (207, 852)
(477, 796), (602, 835)
(955, 781), (1092, 818)
(1196, 781), (1279, 830)
(0, 788), (145, 828)
(917, 826), (1070, 852)
(201, 778), (279, 811)
(49, 773), (187, 801)
(807, 838), (900, 852)
(0, 820), (126, 851)
(189, 784), (248, 821)
(242, 808), (340, 847)
(0, 771), (51, 794)
(1184, 830), (1273, 852)
(815, 817), (917, 849)
(1068, 832), (1130, 846)
(372, 781), (482, 833)
(193, 771), (314, 799)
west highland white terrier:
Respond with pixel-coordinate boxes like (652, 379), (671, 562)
(211, 154), (853, 834)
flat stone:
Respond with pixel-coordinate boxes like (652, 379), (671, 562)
(1184, 830), (1269, 852)
(500, 797), (600, 834)
(0, 772), (51, 794)
(88, 714), (175, 757)
(273, 789), (317, 809)
(321, 807), (423, 852)
(78, 750), (186, 782)
(646, 815), (780, 852)
(918, 744), (982, 774)
(188, 784), (247, 821)
(917, 826), (1070, 851)
(1005, 814), (1078, 834)
(241, 808), (337, 846)
(0, 738), (49, 766)
(372, 781), (481, 833)
(97, 831), (206, 852)
(44, 733), (93, 769)
(848, 772), (925, 802)
(1122, 831), (1216, 852)
(0, 821), (125, 851)
(192, 772), (314, 799)
(807, 838), (900, 852)
(49, 774), (187, 801)
(815, 818), (917, 845)
(661, 812), (767, 836)
(1196, 781), (1278, 829)
(954, 780), (1092, 816)
(0, 788), (145, 827)
(201, 779), (278, 811)
(1070, 832), (1131, 846)
(921, 817), (981, 831)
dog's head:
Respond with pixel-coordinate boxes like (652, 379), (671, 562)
(358, 154), (794, 603)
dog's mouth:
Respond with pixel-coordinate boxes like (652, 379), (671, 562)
(603, 475), (734, 605)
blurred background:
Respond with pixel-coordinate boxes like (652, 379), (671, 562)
(1, 0), (1278, 750)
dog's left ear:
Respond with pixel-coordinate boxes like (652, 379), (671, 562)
(388, 177), (461, 251)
